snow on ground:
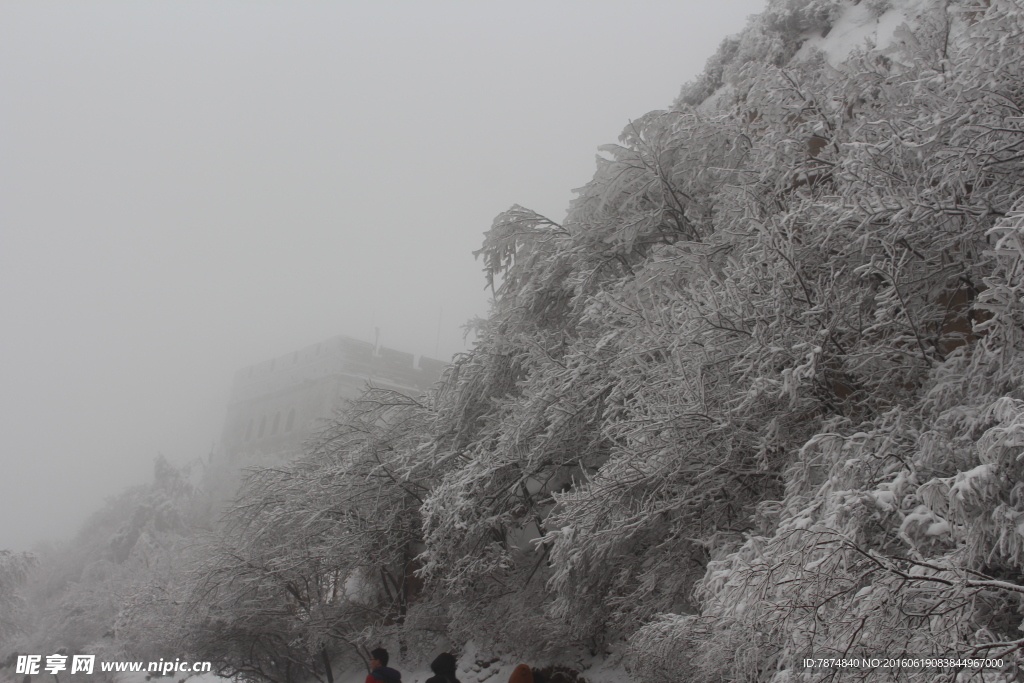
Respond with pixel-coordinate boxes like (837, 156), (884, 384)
(116, 673), (222, 683)
(793, 0), (932, 66)
(110, 640), (633, 683)
(330, 641), (630, 683)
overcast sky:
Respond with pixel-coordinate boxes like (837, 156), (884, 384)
(0, 0), (767, 552)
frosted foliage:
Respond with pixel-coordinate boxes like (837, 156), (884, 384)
(406, 0), (1024, 676)
(624, 2), (1024, 678)
(0, 550), (34, 645)
(122, 0), (1024, 675)
(178, 390), (438, 682)
(141, 0), (1024, 676)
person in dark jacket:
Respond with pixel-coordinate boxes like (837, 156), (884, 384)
(424, 652), (460, 683)
(364, 648), (401, 683)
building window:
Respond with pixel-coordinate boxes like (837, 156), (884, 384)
(257, 416), (266, 439)
(285, 408), (296, 432)
(271, 412), (281, 436)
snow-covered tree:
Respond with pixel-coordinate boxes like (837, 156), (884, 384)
(416, 0), (1024, 678)
(619, 0), (1024, 680)
(0, 550), (35, 648)
(180, 389), (439, 681)
(104, 1), (1024, 680)
(4, 455), (200, 668)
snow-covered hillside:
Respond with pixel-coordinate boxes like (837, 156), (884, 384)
(6, 1), (1024, 682)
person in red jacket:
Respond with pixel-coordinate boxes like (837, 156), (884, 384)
(364, 648), (401, 683)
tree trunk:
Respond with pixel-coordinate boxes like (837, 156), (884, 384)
(320, 645), (334, 683)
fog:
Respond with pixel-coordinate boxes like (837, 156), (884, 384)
(0, 0), (766, 552)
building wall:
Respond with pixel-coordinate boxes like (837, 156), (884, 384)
(220, 336), (446, 462)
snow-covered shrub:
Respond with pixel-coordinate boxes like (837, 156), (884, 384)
(625, 2), (1024, 678)
(160, 0), (1024, 678)
(422, 0), (1024, 674)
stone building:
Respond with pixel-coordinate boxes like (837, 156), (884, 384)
(219, 336), (446, 462)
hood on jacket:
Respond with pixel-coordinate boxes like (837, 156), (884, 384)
(507, 664), (533, 683)
(430, 653), (457, 677)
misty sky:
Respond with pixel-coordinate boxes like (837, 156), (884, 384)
(0, 0), (767, 551)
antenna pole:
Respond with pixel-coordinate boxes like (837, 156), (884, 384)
(435, 306), (442, 359)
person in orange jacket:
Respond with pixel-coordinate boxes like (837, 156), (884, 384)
(364, 648), (401, 683)
(507, 664), (533, 683)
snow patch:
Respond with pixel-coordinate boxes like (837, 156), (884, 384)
(697, 83), (735, 115)
(793, 0), (928, 67)
(949, 463), (994, 504)
(870, 489), (896, 510)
